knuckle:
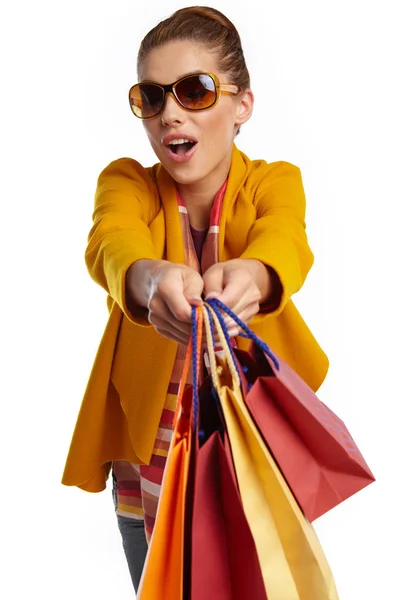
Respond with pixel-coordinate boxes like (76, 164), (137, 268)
(173, 307), (189, 322)
(157, 278), (173, 295)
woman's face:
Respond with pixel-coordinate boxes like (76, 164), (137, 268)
(138, 40), (253, 187)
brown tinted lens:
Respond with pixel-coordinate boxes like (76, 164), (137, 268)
(129, 84), (165, 118)
(175, 74), (216, 110)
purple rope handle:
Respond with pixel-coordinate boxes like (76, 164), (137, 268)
(206, 298), (280, 371)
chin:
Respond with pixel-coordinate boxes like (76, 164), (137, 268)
(155, 157), (203, 184)
(166, 166), (206, 186)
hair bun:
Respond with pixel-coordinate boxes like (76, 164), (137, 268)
(174, 5), (239, 34)
(138, 5), (250, 93)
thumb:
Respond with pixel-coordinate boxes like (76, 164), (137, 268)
(203, 265), (224, 300)
(182, 269), (204, 305)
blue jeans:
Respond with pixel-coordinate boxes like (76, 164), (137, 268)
(112, 475), (148, 593)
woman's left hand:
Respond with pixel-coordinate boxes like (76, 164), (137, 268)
(202, 259), (279, 335)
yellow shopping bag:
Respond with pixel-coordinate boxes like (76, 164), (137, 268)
(203, 304), (339, 600)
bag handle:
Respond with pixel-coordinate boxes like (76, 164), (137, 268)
(202, 303), (242, 395)
(207, 298), (280, 371)
(173, 305), (203, 430)
(192, 305), (203, 431)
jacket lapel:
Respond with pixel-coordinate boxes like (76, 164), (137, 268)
(155, 164), (186, 264)
(218, 144), (249, 261)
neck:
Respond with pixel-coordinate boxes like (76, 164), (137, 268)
(176, 154), (231, 230)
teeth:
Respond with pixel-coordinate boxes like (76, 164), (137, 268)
(168, 138), (193, 145)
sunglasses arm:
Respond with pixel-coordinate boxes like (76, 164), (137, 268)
(220, 84), (241, 96)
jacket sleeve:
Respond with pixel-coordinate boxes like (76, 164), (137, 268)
(240, 161), (314, 319)
(85, 158), (159, 325)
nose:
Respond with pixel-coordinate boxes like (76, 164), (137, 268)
(160, 91), (185, 126)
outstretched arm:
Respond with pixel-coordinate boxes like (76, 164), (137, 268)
(86, 158), (203, 341)
(203, 161), (314, 327)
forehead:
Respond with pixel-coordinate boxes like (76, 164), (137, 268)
(139, 40), (222, 84)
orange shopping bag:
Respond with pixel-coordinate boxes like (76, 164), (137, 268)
(136, 345), (195, 599)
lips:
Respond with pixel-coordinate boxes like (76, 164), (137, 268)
(161, 133), (199, 164)
(162, 133), (199, 146)
(164, 141), (198, 164)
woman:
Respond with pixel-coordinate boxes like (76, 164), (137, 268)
(62, 5), (329, 593)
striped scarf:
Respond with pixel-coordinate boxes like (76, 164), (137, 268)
(113, 180), (227, 542)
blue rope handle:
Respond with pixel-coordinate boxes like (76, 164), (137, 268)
(191, 305), (200, 431)
(207, 298), (280, 371)
(205, 302), (241, 380)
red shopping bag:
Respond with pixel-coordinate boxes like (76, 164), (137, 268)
(190, 377), (268, 600)
(208, 298), (375, 522)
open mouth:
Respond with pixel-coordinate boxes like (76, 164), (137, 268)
(167, 140), (197, 155)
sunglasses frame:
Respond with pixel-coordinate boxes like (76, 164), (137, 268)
(128, 72), (241, 120)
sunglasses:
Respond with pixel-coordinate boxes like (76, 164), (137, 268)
(128, 72), (241, 120)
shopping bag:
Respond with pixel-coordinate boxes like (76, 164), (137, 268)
(137, 340), (194, 600)
(208, 297), (375, 521)
(190, 375), (268, 600)
(203, 303), (339, 600)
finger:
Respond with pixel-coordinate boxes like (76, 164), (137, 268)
(216, 293), (258, 332)
(215, 273), (251, 309)
(150, 312), (192, 340)
(218, 276), (260, 311)
(148, 297), (193, 337)
(227, 327), (240, 338)
(216, 302), (259, 339)
(223, 284), (261, 318)
(224, 317), (236, 329)
(155, 326), (190, 345)
(234, 301), (260, 326)
(203, 265), (224, 300)
(155, 272), (193, 322)
(182, 270), (204, 306)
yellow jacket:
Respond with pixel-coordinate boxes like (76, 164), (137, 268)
(62, 144), (329, 492)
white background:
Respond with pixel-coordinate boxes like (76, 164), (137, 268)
(1, 0), (399, 598)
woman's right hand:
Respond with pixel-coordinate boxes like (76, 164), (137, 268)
(125, 259), (204, 345)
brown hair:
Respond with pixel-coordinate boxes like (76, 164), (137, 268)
(137, 6), (250, 90)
